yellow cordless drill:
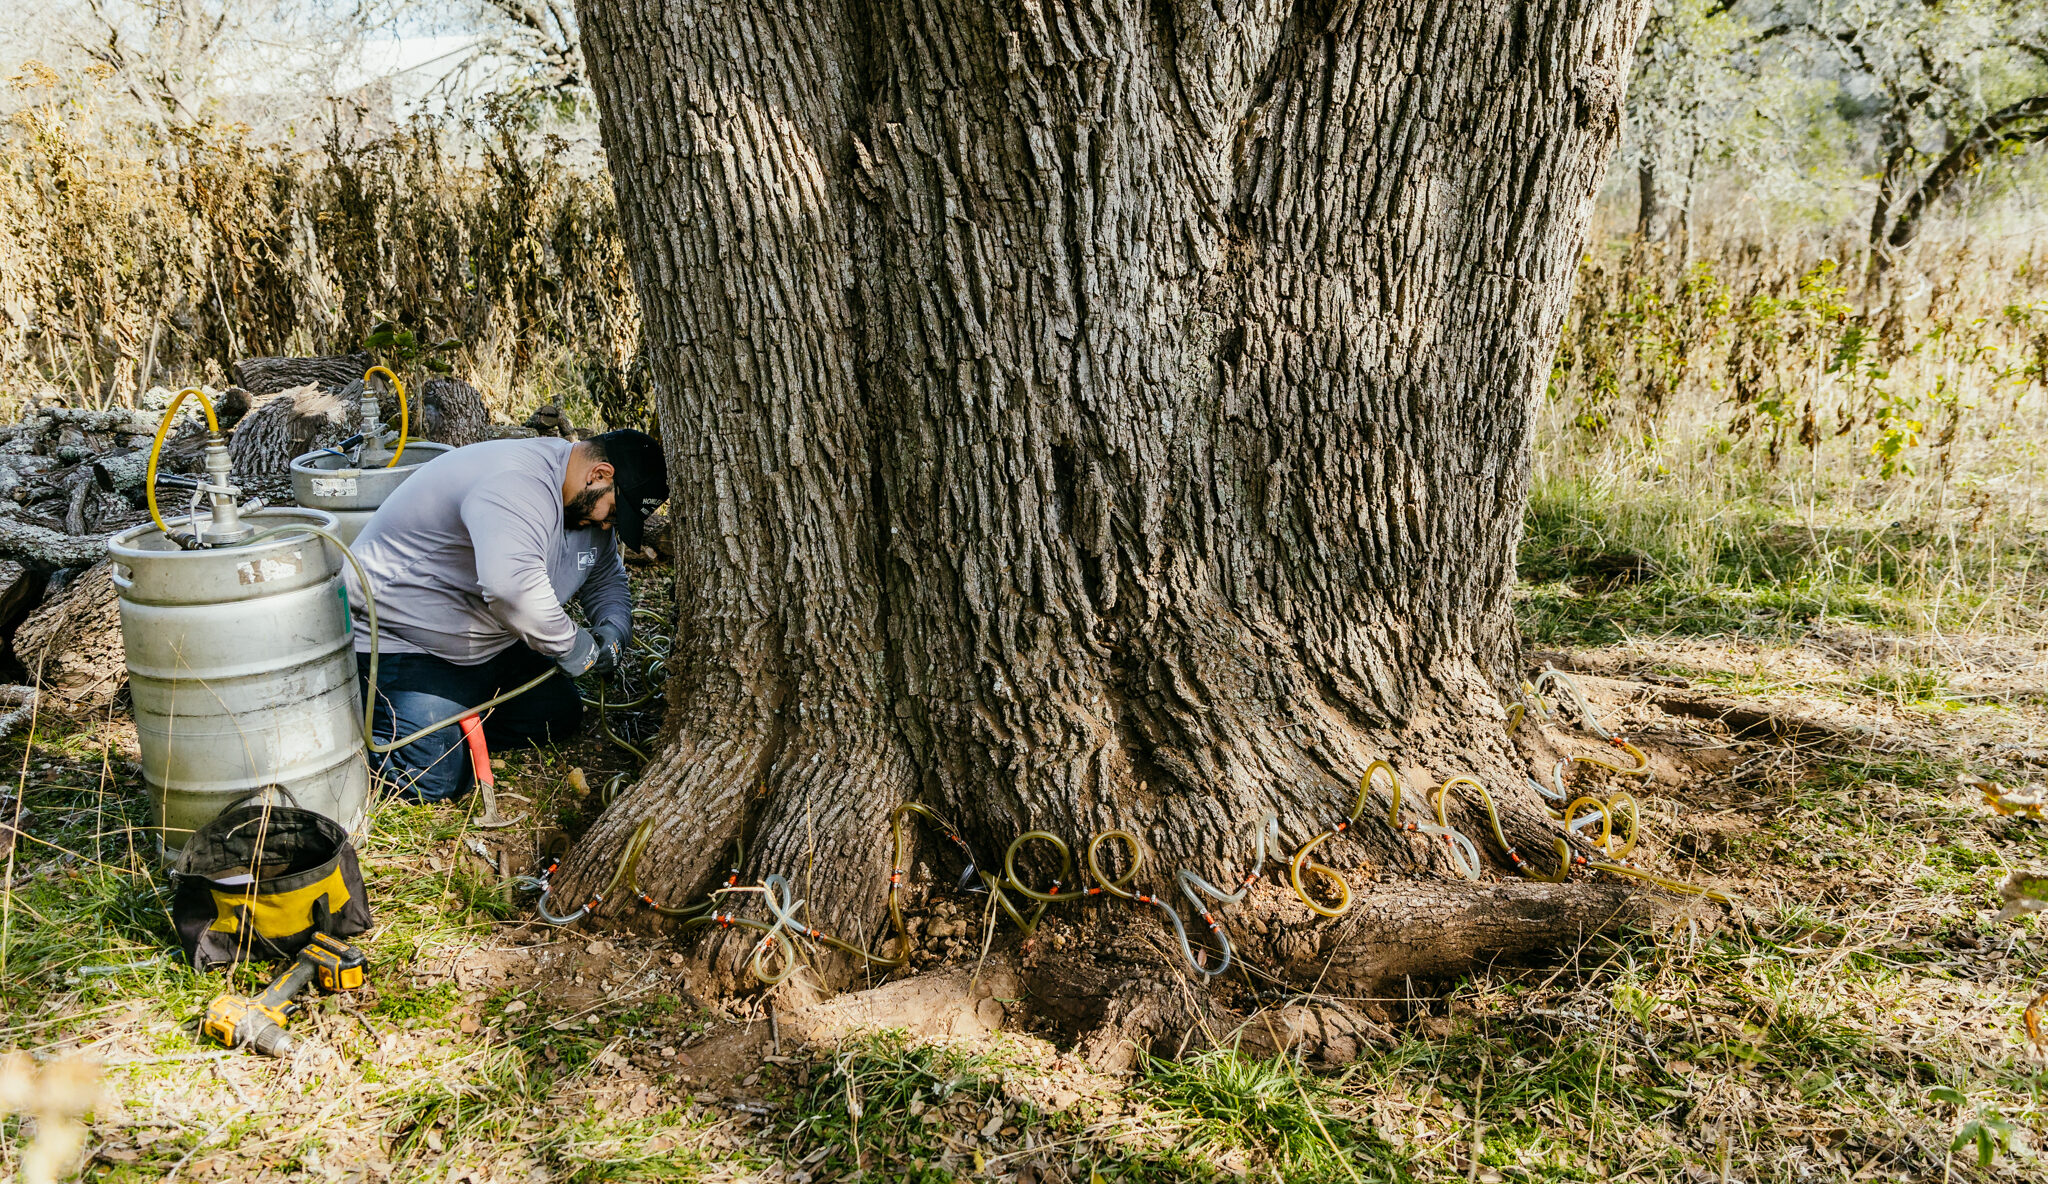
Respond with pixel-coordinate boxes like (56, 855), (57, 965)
(202, 932), (367, 1057)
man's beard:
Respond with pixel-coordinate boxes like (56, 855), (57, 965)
(565, 481), (612, 531)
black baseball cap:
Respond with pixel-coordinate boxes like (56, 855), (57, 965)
(591, 429), (668, 549)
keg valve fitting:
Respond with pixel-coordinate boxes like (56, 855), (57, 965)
(357, 381), (385, 464)
(193, 433), (253, 547)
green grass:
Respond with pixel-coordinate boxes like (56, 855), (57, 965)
(776, 1033), (1029, 1182)
(764, 1030), (1412, 1183)
(1139, 1050), (1413, 1184)
(1518, 480), (1946, 645)
(1518, 455), (2048, 647)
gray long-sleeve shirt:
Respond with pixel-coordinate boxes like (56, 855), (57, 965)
(343, 437), (632, 664)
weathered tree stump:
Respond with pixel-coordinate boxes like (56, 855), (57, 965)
(227, 383), (355, 500)
(417, 377), (491, 447)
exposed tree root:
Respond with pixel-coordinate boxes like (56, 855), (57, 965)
(773, 960), (1021, 1047)
(1234, 877), (1716, 991)
(1644, 688), (1889, 749)
(654, 877), (1712, 1072)
(1527, 654), (1894, 749)
(595, 865), (1720, 1076)
(1022, 880), (1713, 1067)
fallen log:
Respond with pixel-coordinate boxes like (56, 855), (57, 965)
(0, 515), (106, 568)
(14, 561), (124, 715)
(0, 685), (38, 743)
(91, 453), (150, 494)
(231, 352), (373, 396)
(0, 562), (40, 638)
(34, 408), (161, 434)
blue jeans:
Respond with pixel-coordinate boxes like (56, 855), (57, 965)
(356, 646), (583, 803)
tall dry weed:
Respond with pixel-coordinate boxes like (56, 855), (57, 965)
(1535, 208), (2048, 639)
(0, 65), (641, 428)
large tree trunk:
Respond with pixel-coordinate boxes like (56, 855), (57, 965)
(561, 0), (1650, 992)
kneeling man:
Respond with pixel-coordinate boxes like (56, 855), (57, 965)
(345, 429), (667, 801)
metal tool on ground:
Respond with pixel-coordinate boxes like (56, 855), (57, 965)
(201, 932), (366, 1057)
(460, 715), (520, 829)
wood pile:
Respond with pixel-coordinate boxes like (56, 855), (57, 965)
(15, 563), (122, 715)
(0, 354), (544, 715)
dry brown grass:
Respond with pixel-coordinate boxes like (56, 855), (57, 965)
(0, 65), (640, 429)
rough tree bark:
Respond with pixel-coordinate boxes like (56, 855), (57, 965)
(561, 0), (1653, 994)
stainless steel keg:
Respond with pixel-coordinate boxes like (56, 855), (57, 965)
(288, 443), (455, 543)
(108, 508), (369, 857)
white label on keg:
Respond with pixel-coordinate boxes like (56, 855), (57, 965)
(237, 550), (304, 585)
(311, 476), (359, 497)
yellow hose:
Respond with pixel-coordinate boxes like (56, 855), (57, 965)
(1572, 738), (1650, 778)
(1505, 680), (1543, 732)
(365, 366), (408, 468)
(1435, 775), (1572, 883)
(1287, 759), (1395, 917)
(1605, 790), (1640, 858)
(1563, 795), (1614, 852)
(145, 387), (219, 538)
(1586, 858), (1737, 905)
(589, 767), (1732, 982)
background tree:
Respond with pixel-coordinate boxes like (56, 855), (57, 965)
(554, 0), (1674, 1015)
(1697, 2), (2048, 274)
(1624, 1), (1768, 247)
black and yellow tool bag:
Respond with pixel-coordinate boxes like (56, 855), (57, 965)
(170, 805), (373, 969)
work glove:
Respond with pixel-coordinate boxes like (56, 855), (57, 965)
(590, 622), (626, 676)
(557, 626), (601, 678)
